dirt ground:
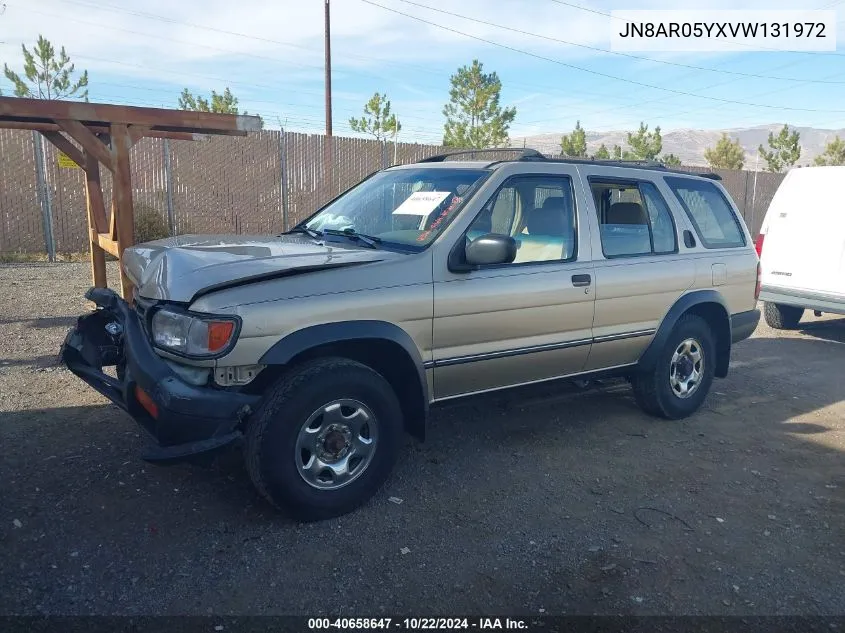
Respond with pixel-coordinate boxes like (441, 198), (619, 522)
(1, 262), (844, 616)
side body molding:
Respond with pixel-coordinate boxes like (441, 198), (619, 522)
(637, 290), (732, 379)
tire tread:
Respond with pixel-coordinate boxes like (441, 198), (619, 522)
(763, 302), (803, 330)
(244, 357), (387, 517)
(631, 314), (715, 420)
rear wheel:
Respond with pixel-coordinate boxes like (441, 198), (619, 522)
(763, 302), (803, 330)
(244, 358), (403, 521)
(632, 315), (715, 420)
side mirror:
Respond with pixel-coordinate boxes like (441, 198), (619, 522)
(465, 233), (517, 266)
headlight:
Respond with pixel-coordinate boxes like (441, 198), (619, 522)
(151, 309), (239, 358)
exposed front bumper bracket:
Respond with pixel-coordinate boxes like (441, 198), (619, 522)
(60, 287), (261, 462)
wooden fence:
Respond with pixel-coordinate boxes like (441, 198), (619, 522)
(0, 129), (783, 256)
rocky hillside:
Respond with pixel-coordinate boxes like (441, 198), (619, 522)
(512, 124), (845, 167)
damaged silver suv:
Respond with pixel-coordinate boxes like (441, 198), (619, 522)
(61, 149), (760, 520)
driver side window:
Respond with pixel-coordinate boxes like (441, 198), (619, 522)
(466, 175), (577, 264)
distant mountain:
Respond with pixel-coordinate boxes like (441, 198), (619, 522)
(511, 124), (845, 168)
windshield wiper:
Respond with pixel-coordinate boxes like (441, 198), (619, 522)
(321, 228), (381, 249)
(284, 226), (322, 240)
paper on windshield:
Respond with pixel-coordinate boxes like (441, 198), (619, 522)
(392, 191), (451, 218)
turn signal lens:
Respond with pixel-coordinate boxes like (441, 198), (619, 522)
(134, 385), (159, 419)
(151, 309), (239, 357)
(208, 321), (235, 352)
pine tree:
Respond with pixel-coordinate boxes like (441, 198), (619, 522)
(349, 92), (401, 142)
(813, 136), (845, 166)
(704, 133), (746, 170)
(560, 121), (587, 157)
(625, 122), (662, 160)
(3, 35), (88, 100)
(443, 60), (516, 148)
(758, 124), (801, 172)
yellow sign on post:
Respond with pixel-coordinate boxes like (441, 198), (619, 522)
(57, 152), (80, 169)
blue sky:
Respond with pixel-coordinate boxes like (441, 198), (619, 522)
(1, 0), (844, 143)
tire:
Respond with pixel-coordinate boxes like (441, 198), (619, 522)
(244, 357), (403, 521)
(631, 314), (716, 420)
(763, 302), (803, 330)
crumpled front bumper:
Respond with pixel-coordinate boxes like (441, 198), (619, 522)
(60, 287), (261, 462)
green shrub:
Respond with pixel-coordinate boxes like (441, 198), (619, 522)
(134, 204), (171, 244)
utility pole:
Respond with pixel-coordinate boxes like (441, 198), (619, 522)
(324, 0), (334, 194)
(324, 0), (332, 138)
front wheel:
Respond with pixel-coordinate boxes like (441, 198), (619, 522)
(244, 358), (403, 521)
(632, 315), (716, 420)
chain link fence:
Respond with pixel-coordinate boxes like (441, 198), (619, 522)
(0, 129), (783, 257)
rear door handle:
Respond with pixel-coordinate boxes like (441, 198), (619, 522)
(571, 274), (591, 287)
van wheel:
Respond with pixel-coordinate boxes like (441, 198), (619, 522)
(244, 358), (403, 521)
(631, 315), (715, 420)
(764, 302), (803, 330)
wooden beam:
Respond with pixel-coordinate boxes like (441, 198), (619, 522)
(41, 131), (84, 168)
(83, 150), (108, 235)
(111, 123), (136, 301)
(109, 201), (117, 241)
(0, 96), (261, 134)
(57, 119), (115, 172)
(0, 120), (214, 141)
(96, 233), (119, 258)
(88, 229), (108, 288)
(78, 147), (109, 289)
(128, 125), (151, 147)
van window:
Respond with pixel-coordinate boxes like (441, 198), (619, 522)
(665, 177), (746, 249)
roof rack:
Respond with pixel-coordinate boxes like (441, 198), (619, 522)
(550, 157), (723, 180)
(418, 148), (544, 163)
(414, 148), (722, 180)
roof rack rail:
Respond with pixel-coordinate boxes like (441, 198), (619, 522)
(418, 148), (545, 163)
(413, 150), (722, 180)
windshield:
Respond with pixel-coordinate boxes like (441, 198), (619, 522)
(303, 167), (490, 248)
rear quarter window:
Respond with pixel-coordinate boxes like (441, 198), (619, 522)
(664, 177), (746, 249)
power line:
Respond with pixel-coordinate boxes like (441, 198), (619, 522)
(360, 0), (845, 113)
(396, 0), (845, 83)
(6, 2), (465, 101)
(592, 68), (845, 133)
(58, 0), (673, 106)
(519, 0), (845, 128)
(20, 54), (448, 126)
(518, 56), (819, 127)
(520, 64), (845, 138)
(71, 0), (782, 121)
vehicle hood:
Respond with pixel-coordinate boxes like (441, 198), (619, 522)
(123, 234), (400, 302)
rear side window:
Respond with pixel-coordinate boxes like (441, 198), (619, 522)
(665, 177), (746, 248)
(590, 179), (677, 258)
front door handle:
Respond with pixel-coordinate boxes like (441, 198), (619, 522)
(571, 274), (592, 287)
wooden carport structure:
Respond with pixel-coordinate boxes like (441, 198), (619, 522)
(0, 97), (262, 301)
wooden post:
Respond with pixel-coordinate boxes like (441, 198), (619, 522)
(110, 123), (136, 301)
(83, 150), (108, 289)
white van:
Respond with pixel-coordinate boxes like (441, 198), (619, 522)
(757, 166), (845, 329)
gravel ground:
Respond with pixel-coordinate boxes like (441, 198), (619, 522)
(1, 262), (844, 616)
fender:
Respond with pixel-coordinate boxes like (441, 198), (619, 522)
(259, 320), (430, 438)
(637, 290), (731, 378)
